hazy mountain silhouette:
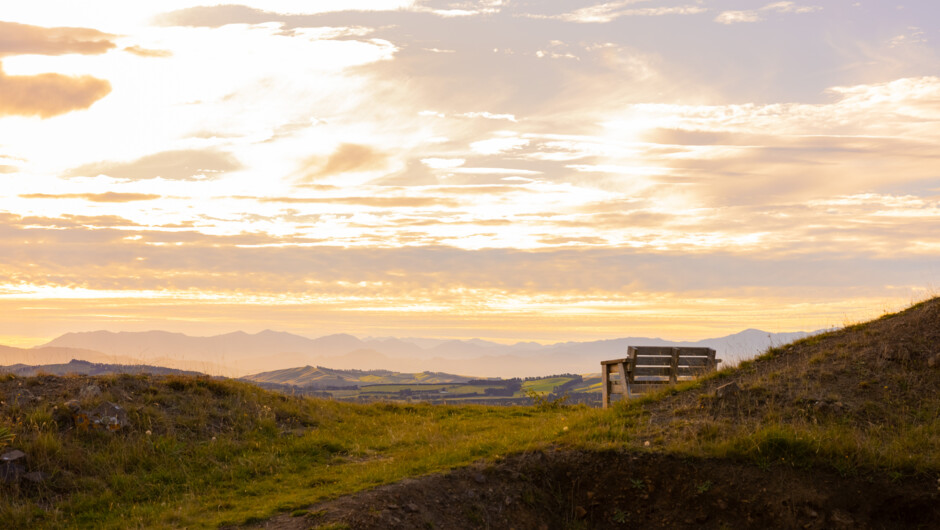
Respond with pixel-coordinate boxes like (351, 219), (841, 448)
(23, 328), (820, 378)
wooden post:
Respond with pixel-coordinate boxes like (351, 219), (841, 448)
(627, 346), (638, 398)
(602, 363), (610, 408)
(670, 347), (679, 385)
(616, 361), (629, 402)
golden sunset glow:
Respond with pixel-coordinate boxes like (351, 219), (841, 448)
(1, 1), (939, 347)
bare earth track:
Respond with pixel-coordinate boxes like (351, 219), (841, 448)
(247, 449), (938, 529)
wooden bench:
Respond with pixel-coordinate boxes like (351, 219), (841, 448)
(601, 346), (720, 408)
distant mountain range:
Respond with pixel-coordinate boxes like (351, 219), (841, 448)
(0, 328), (820, 378)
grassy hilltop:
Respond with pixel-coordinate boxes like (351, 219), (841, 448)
(1, 298), (938, 528)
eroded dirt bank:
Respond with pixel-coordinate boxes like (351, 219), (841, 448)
(247, 449), (940, 529)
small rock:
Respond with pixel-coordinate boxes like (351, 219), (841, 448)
(928, 353), (939, 368)
(386, 504), (400, 510)
(504, 496), (513, 506)
(23, 471), (47, 484)
(64, 400), (81, 413)
(473, 472), (486, 484)
(715, 382), (741, 400)
(1, 450), (26, 462)
(90, 401), (128, 431)
(10, 388), (36, 406)
(404, 503), (419, 513)
(830, 509), (854, 527)
(75, 402), (128, 432)
(80, 385), (101, 400)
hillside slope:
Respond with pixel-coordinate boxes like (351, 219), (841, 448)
(622, 296), (940, 471)
(253, 298), (940, 529)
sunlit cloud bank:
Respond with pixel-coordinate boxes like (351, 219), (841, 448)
(0, 1), (938, 346)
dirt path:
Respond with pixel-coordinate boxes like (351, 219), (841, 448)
(242, 448), (939, 529)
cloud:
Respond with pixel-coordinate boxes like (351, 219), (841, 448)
(888, 27), (927, 48)
(458, 111), (517, 122)
(0, 21), (116, 57)
(421, 158), (466, 169)
(762, 2), (821, 14)
(470, 137), (530, 155)
(67, 149), (242, 181)
(715, 2), (821, 24)
(256, 196), (460, 208)
(13, 214), (139, 229)
(550, 2), (707, 23)
(153, 5), (276, 27)
(123, 45), (173, 58)
(19, 192), (161, 203)
(0, 22), (116, 118)
(0, 65), (112, 118)
(714, 10), (761, 24)
(0, 165), (17, 174)
(0, 222), (933, 296)
(299, 143), (389, 182)
(156, 2), (500, 27)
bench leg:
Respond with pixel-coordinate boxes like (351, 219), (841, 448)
(616, 362), (629, 403)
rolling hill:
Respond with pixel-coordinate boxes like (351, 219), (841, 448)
(240, 365), (472, 388)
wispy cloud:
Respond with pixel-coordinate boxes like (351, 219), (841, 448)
(543, 1), (707, 23)
(19, 192), (161, 203)
(255, 196), (460, 208)
(762, 2), (822, 15)
(298, 144), (390, 183)
(888, 27), (927, 48)
(123, 45), (173, 58)
(715, 1), (821, 24)
(714, 10), (761, 24)
(0, 65), (111, 118)
(67, 149), (242, 181)
(0, 21), (115, 56)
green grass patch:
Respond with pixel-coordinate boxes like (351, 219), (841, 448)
(1, 376), (585, 528)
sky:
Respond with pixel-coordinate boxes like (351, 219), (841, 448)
(0, 0), (939, 347)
